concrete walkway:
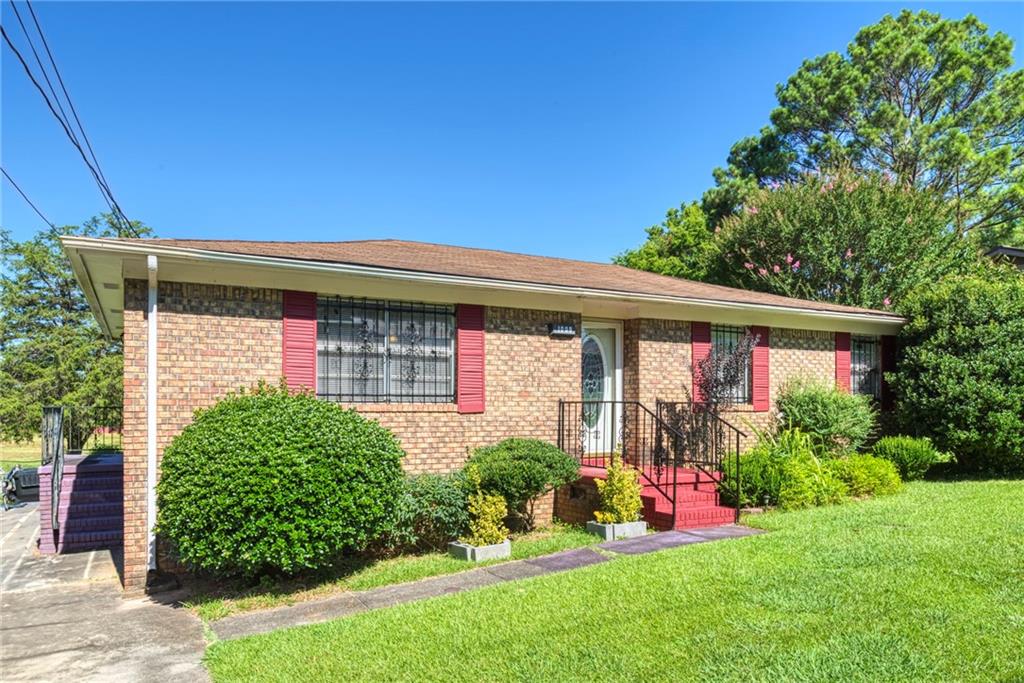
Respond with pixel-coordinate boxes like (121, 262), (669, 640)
(0, 502), (208, 683)
(211, 525), (762, 641)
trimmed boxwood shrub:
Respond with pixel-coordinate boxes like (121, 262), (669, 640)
(777, 381), (876, 455)
(827, 454), (902, 497)
(466, 438), (579, 529)
(387, 473), (469, 552)
(871, 436), (951, 481)
(156, 384), (404, 578)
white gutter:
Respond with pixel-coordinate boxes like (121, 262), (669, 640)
(61, 236), (905, 327)
(146, 254), (158, 572)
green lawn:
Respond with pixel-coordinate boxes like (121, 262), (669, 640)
(0, 440), (40, 471)
(188, 523), (599, 622)
(206, 480), (1024, 682)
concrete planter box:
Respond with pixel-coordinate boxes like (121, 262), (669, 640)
(448, 539), (511, 562)
(586, 520), (647, 541)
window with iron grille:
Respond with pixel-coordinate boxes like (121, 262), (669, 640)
(851, 335), (880, 398)
(317, 297), (455, 403)
(711, 324), (752, 404)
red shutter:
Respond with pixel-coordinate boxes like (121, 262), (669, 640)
(880, 334), (896, 411)
(456, 304), (485, 414)
(751, 325), (770, 412)
(691, 322), (712, 403)
(835, 332), (851, 393)
(283, 290), (317, 392)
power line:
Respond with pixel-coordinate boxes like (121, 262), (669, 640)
(24, 0), (120, 218)
(1, 4), (139, 237)
(2, 167), (56, 230)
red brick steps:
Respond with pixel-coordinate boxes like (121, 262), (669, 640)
(579, 464), (736, 531)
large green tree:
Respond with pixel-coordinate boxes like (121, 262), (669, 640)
(703, 10), (1024, 243)
(613, 202), (717, 281)
(890, 271), (1024, 474)
(0, 215), (148, 441)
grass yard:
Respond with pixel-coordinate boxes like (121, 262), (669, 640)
(0, 440), (40, 471)
(187, 523), (599, 622)
(206, 480), (1024, 682)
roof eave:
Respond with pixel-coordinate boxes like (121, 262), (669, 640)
(61, 236), (905, 331)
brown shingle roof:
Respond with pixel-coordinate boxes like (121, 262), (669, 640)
(121, 238), (900, 318)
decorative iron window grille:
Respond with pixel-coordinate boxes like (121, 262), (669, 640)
(317, 297), (455, 403)
(851, 335), (880, 398)
(711, 324), (753, 404)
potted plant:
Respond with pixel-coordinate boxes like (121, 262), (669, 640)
(587, 449), (646, 540)
(448, 465), (511, 561)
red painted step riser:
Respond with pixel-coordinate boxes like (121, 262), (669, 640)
(638, 493), (720, 509)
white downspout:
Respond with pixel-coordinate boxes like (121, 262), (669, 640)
(146, 255), (158, 571)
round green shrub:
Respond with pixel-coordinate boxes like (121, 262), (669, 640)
(387, 473), (469, 552)
(466, 438), (579, 529)
(871, 436), (951, 481)
(890, 273), (1024, 474)
(156, 384), (405, 577)
(777, 381), (876, 455)
(827, 454), (902, 497)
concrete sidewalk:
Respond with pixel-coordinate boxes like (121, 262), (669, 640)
(211, 526), (763, 641)
(0, 502), (208, 683)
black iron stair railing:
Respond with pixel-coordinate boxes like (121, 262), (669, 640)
(656, 400), (747, 523)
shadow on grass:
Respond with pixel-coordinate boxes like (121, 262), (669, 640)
(179, 523), (596, 621)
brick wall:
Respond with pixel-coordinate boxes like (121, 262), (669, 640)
(122, 285), (578, 592)
(622, 320), (837, 447)
(123, 280), (284, 593)
(121, 278), (844, 593)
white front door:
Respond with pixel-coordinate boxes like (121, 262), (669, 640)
(580, 321), (621, 461)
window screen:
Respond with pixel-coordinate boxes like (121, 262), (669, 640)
(851, 335), (880, 398)
(317, 297), (455, 403)
(711, 324), (752, 404)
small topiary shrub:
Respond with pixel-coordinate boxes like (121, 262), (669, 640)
(461, 465), (508, 547)
(156, 383), (404, 578)
(827, 454), (902, 497)
(777, 380), (876, 455)
(778, 454), (849, 511)
(466, 438), (579, 529)
(387, 473), (469, 552)
(871, 436), (951, 481)
(594, 449), (642, 524)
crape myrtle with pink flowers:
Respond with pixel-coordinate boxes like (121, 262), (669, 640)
(711, 166), (979, 310)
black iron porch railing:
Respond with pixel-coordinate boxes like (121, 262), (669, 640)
(557, 400), (691, 523)
(657, 400), (746, 521)
(41, 405), (123, 530)
(556, 399), (746, 524)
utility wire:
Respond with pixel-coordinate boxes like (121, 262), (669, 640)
(24, 0), (121, 219)
(2, 167), (57, 229)
(2, 23), (121, 225)
(1, 4), (139, 237)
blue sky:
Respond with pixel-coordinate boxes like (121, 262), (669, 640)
(2, 2), (1021, 263)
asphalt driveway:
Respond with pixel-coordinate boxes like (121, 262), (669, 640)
(0, 502), (208, 682)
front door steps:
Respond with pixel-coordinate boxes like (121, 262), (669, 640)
(579, 464), (736, 531)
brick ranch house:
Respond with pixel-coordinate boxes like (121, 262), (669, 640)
(60, 237), (903, 593)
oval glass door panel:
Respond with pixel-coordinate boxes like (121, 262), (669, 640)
(581, 335), (605, 427)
